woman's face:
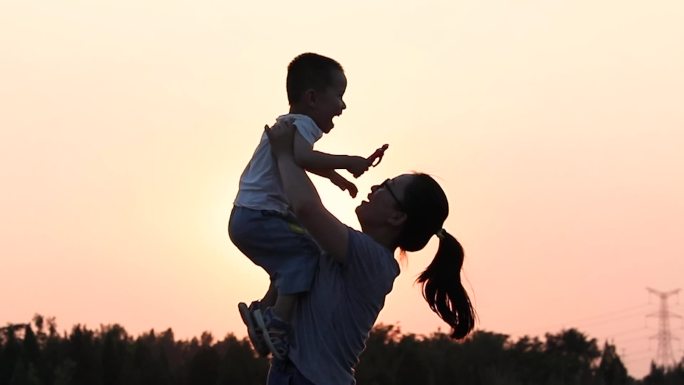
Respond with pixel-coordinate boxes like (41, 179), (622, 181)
(356, 174), (414, 229)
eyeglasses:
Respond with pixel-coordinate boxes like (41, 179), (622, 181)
(380, 179), (405, 211)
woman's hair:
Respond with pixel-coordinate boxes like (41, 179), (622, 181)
(397, 173), (475, 339)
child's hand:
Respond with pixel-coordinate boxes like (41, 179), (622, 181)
(332, 176), (358, 198)
(346, 156), (371, 178)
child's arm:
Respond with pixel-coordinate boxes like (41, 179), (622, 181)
(293, 131), (370, 178)
(307, 169), (358, 198)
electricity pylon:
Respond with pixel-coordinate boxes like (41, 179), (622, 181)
(646, 287), (681, 368)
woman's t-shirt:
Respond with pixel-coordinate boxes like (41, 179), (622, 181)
(289, 227), (400, 385)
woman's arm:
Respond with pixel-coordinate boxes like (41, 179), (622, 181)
(266, 122), (349, 264)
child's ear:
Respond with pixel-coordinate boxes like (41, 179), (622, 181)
(302, 88), (317, 107)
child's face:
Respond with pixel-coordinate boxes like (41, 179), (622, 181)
(313, 70), (347, 133)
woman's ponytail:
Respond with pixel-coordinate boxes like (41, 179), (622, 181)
(396, 173), (476, 339)
(416, 230), (475, 339)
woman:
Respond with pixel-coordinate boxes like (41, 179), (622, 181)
(263, 120), (475, 385)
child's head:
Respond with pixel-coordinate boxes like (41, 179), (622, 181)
(287, 53), (347, 133)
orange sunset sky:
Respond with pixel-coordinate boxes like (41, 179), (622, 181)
(1, 0), (683, 378)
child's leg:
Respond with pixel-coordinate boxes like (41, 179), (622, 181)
(260, 281), (277, 308)
(230, 207), (320, 357)
(273, 294), (297, 321)
(259, 282), (295, 326)
(229, 208), (320, 296)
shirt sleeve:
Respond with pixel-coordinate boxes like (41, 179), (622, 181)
(275, 114), (323, 145)
(292, 116), (322, 145)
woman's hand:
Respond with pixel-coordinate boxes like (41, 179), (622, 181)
(264, 120), (296, 157)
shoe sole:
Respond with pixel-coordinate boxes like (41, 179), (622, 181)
(253, 309), (286, 360)
(237, 302), (269, 357)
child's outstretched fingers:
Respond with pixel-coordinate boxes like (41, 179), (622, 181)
(337, 178), (358, 198)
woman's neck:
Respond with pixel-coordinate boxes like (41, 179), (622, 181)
(364, 227), (398, 253)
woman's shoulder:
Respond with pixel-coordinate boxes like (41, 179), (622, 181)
(341, 227), (399, 292)
(345, 227), (398, 270)
(346, 226), (383, 250)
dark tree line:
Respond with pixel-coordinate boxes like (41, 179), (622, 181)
(1, 315), (683, 385)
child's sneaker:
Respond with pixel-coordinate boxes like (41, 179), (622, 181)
(237, 301), (269, 357)
(253, 307), (291, 360)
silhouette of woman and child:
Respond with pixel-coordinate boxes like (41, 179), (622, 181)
(229, 53), (475, 385)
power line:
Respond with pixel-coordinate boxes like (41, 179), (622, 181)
(512, 303), (652, 335)
(617, 333), (655, 345)
(623, 350), (656, 360)
(607, 326), (651, 338)
(576, 308), (652, 329)
(564, 303), (651, 326)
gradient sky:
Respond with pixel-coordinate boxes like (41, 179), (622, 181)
(2, 0), (683, 378)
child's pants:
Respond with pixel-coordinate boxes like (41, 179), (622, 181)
(229, 206), (321, 295)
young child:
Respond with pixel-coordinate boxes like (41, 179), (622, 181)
(229, 53), (373, 359)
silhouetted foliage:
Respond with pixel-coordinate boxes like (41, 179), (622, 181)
(597, 341), (629, 385)
(642, 359), (684, 385)
(0, 315), (680, 385)
(0, 317), (267, 385)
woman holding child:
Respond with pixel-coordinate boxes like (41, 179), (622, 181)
(260, 120), (476, 385)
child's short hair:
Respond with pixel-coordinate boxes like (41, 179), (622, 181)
(287, 53), (344, 105)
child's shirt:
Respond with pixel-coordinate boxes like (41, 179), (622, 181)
(234, 114), (323, 214)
